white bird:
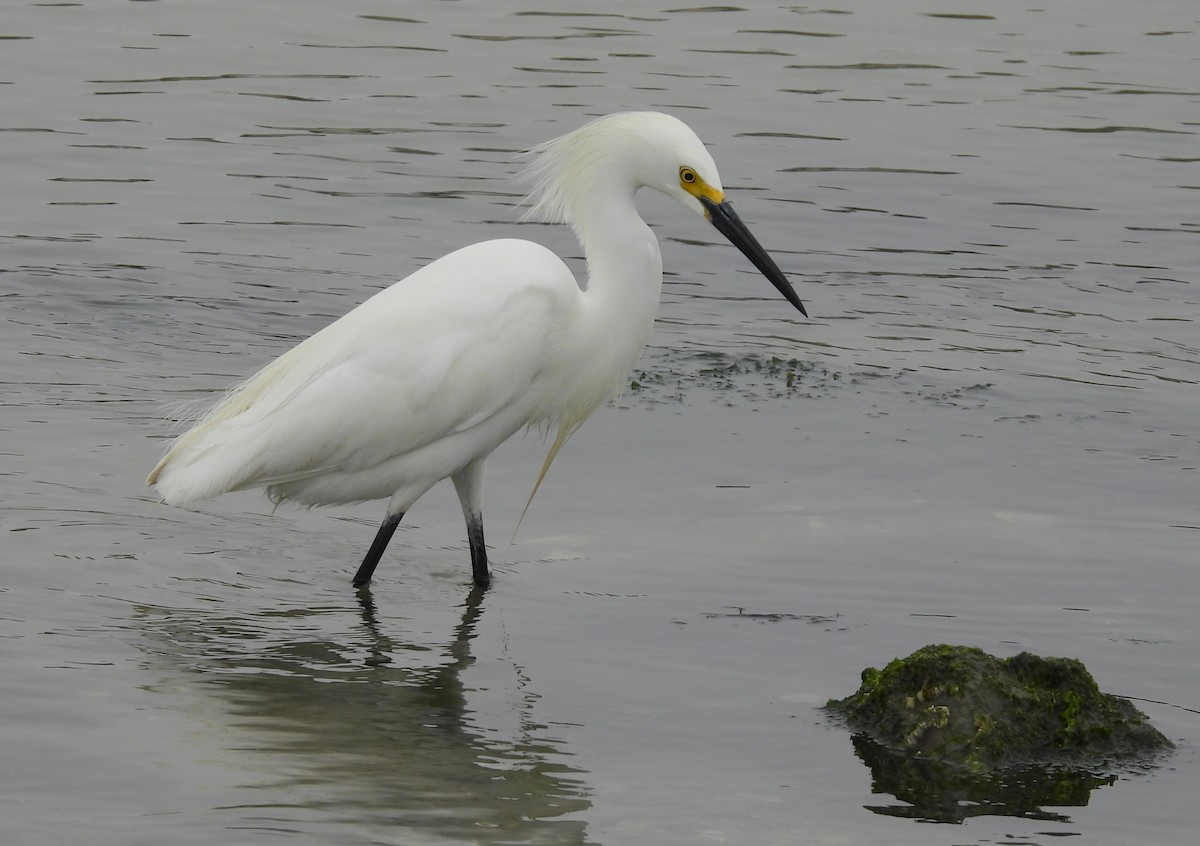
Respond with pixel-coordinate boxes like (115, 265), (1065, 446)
(147, 111), (807, 589)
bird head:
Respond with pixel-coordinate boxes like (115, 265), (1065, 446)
(522, 111), (807, 316)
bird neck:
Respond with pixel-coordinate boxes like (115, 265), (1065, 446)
(563, 186), (664, 405)
(574, 186), (663, 324)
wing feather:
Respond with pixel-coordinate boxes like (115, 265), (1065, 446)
(149, 239), (578, 505)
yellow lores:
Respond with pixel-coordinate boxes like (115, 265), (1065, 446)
(679, 165), (725, 211)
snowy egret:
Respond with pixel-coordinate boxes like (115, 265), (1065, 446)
(148, 111), (806, 589)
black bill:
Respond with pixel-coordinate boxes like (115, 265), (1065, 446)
(700, 195), (807, 317)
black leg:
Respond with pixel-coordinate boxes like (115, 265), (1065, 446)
(451, 460), (491, 589)
(465, 512), (490, 588)
(353, 512), (403, 588)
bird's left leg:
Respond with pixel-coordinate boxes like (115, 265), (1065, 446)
(452, 459), (490, 588)
(352, 511), (403, 588)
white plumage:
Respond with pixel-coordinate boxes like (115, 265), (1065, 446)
(148, 111), (806, 588)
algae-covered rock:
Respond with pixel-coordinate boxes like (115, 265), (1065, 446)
(827, 644), (1172, 770)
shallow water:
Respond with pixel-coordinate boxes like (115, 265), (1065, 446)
(3, 1), (1198, 844)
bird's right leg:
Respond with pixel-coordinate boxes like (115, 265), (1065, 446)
(352, 512), (404, 588)
(452, 459), (491, 588)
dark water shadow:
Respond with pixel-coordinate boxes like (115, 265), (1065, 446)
(849, 732), (1118, 825)
(135, 585), (594, 844)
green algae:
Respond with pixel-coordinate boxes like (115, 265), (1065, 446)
(826, 645), (1173, 823)
(828, 644), (1172, 771)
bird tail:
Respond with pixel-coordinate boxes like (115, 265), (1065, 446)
(145, 422), (249, 506)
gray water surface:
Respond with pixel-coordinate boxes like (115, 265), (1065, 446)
(3, 2), (1197, 844)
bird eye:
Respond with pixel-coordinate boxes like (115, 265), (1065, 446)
(680, 167), (697, 184)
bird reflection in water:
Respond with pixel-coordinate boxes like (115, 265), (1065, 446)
(137, 586), (593, 843)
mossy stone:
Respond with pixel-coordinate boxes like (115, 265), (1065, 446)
(827, 644), (1172, 771)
